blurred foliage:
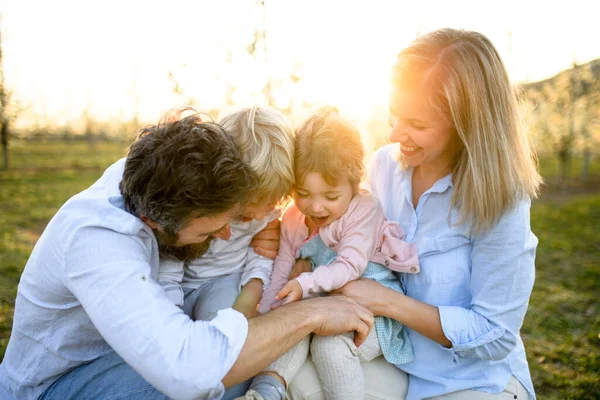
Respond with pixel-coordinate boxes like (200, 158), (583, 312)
(0, 139), (598, 399)
(523, 58), (600, 154)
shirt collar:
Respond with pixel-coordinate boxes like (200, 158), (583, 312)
(396, 166), (454, 198)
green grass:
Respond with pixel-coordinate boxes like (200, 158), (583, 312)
(0, 140), (126, 353)
(525, 196), (600, 399)
(0, 140), (599, 398)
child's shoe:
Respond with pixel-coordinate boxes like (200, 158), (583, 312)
(234, 389), (266, 400)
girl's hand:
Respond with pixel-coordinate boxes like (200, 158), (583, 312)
(274, 280), (303, 307)
(250, 219), (281, 259)
(330, 278), (391, 316)
(289, 258), (312, 280)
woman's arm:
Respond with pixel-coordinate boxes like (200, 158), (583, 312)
(435, 201), (537, 361)
(333, 279), (451, 347)
(336, 200), (537, 359)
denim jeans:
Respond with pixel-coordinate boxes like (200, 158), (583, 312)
(39, 351), (251, 400)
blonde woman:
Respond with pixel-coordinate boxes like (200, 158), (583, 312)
(289, 28), (541, 399)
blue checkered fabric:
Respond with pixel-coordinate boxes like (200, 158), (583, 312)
(298, 234), (414, 364)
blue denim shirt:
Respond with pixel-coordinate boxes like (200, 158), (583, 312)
(368, 145), (537, 400)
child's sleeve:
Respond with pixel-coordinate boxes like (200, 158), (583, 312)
(240, 248), (274, 290)
(240, 211), (281, 290)
(157, 258), (185, 306)
(258, 209), (300, 314)
(295, 195), (381, 298)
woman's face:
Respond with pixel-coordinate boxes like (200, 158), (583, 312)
(388, 84), (460, 173)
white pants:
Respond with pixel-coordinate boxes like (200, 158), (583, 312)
(289, 361), (528, 400)
(267, 330), (383, 400)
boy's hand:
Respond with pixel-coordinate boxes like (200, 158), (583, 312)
(232, 299), (259, 319)
(233, 279), (263, 319)
(289, 258), (312, 280)
(274, 280), (303, 307)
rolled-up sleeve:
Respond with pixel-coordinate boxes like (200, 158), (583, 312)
(65, 227), (248, 400)
(438, 199), (537, 361)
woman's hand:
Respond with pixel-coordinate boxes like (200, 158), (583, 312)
(250, 219), (281, 259)
(330, 278), (392, 316)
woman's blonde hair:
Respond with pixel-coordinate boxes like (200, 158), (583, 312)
(295, 107), (365, 193)
(393, 28), (542, 234)
(220, 106), (295, 205)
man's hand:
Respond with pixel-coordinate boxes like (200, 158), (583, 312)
(222, 293), (375, 387)
(274, 279), (303, 306)
(307, 296), (374, 347)
(250, 219), (281, 259)
(289, 258), (312, 280)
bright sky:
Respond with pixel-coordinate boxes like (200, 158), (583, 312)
(2, 0), (599, 130)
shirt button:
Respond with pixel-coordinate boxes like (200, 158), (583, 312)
(410, 266), (417, 272)
(384, 260), (389, 266)
(329, 243), (334, 248)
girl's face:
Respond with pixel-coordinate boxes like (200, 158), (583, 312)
(293, 172), (354, 229)
(388, 83), (460, 174)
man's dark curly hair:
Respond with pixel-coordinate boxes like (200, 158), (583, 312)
(120, 108), (257, 233)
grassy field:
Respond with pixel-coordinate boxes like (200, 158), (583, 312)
(0, 139), (599, 398)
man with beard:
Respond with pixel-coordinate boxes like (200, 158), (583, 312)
(0, 110), (374, 400)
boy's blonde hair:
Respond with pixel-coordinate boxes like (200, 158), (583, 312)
(220, 106), (295, 205)
(295, 108), (365, 193)
(393, 28), (542, 234)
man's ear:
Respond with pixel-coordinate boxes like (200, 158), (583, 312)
(140, 216), (161, 231)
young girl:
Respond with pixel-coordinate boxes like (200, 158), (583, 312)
(239, 109), (420, 400)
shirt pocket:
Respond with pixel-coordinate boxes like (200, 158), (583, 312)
(410, 235), (471, 285)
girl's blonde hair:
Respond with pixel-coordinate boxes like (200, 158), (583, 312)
(393, 28), (542, 234)
(295, 107), (365, 193)
(220, 106), (295, 205)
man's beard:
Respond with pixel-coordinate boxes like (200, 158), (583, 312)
(153, 229), (214, 263)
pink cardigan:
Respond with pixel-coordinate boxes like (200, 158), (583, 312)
(259, 192), (419, 314)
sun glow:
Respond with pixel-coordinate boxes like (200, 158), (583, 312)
(2, 0), (599, 134)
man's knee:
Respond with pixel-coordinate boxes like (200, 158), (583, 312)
(40, 352), (168, 400)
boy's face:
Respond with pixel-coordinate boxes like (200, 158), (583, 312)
(237, 200), (277, 222)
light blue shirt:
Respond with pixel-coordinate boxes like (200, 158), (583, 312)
(0, 159), (248, 400)
(368, 145), (537, 400)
